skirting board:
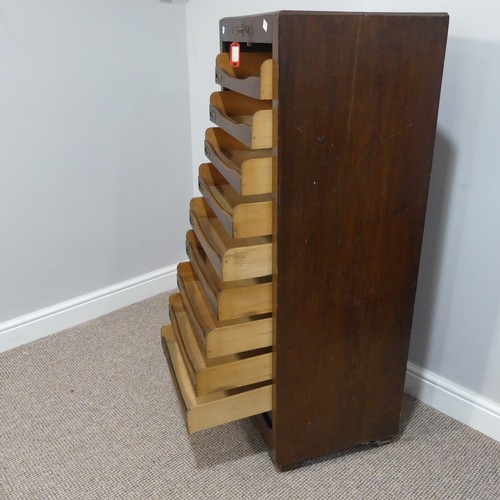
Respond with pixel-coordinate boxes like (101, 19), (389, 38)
(405, 362), (500, 442)
(0, 264), (178, 353)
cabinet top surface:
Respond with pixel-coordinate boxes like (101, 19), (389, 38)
(219, 11), (448, 45)
(220, 11), (449, 22)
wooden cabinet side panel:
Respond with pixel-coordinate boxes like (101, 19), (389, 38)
(273, 12), (449, 467)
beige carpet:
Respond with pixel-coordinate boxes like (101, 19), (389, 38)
(1, 292), (499, 499)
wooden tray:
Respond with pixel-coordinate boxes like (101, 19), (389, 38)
(209, 91), (272, 149)
(161, 324), (272, 433)
(186, 230), (272, 321)
(215, 52), (273, 100)
(198, 163), (272, 239)
(168, 293), (272, 395)
(189, 197), (272, 282)
(176, 261), (272, 358)
(205, 128), (272, 196)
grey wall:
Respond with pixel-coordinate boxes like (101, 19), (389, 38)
(0, 1), (192, 322)
(410, 35), (500, 402)
(185, 0), (500, 408)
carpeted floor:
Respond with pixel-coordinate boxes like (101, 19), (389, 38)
(1, 292), (499, 499)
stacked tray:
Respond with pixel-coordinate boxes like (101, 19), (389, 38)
(161, 50), (275, 433)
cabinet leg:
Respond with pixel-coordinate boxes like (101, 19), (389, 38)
(371, 438), (395, 447)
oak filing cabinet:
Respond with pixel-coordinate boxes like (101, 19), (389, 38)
(161, 11), (449, 470)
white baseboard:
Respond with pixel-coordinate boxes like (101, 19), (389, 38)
(0, 264), (178, 353)
(405, 361), (500, 442)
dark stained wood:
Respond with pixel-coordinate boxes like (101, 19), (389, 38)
(251, 413), (275, 451)
(268, 12), (449, 469)
(219, 13), (277, 45)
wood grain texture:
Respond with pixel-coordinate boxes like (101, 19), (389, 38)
(190, 197), (272, 282)
(198, 163), (272, 239)
(177, 261), (273, 358)
(269, 12), (449, 469)
(219, 14), (276, 45)
(169, 293), (272, 395)
(210, 91), (273, 149)
(204, 128), (273, 196)
(215, 52), (273, 100)
(161, 324), (272, 433)
(186, 230), (272, 321)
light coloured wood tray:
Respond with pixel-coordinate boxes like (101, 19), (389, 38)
(215, 52), (273, 100)
(209, 91), (272, 149)
(205, 127), (272, 196)
(168, 293), (272, 395)
(186, 230), (272, 321)
(189, 197), (272, 282)
(198, 163), (272, 239)
(161, 323), (272, 434)
(176, 261), (272, 358)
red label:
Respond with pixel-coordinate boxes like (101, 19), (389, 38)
(230, 41), (240, 68)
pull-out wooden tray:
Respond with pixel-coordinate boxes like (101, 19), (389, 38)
(215, 52), (273, 100)
(177, 261), (272, 358)
(205, 128), (272, 196)
(209, 91), (272, 149)
(189, 197), (272, 282)
(168, 293), (272, 395)
(161, 324), (272, 433)
(186, 230), (272, 321)
(198, 163), (272, 239)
